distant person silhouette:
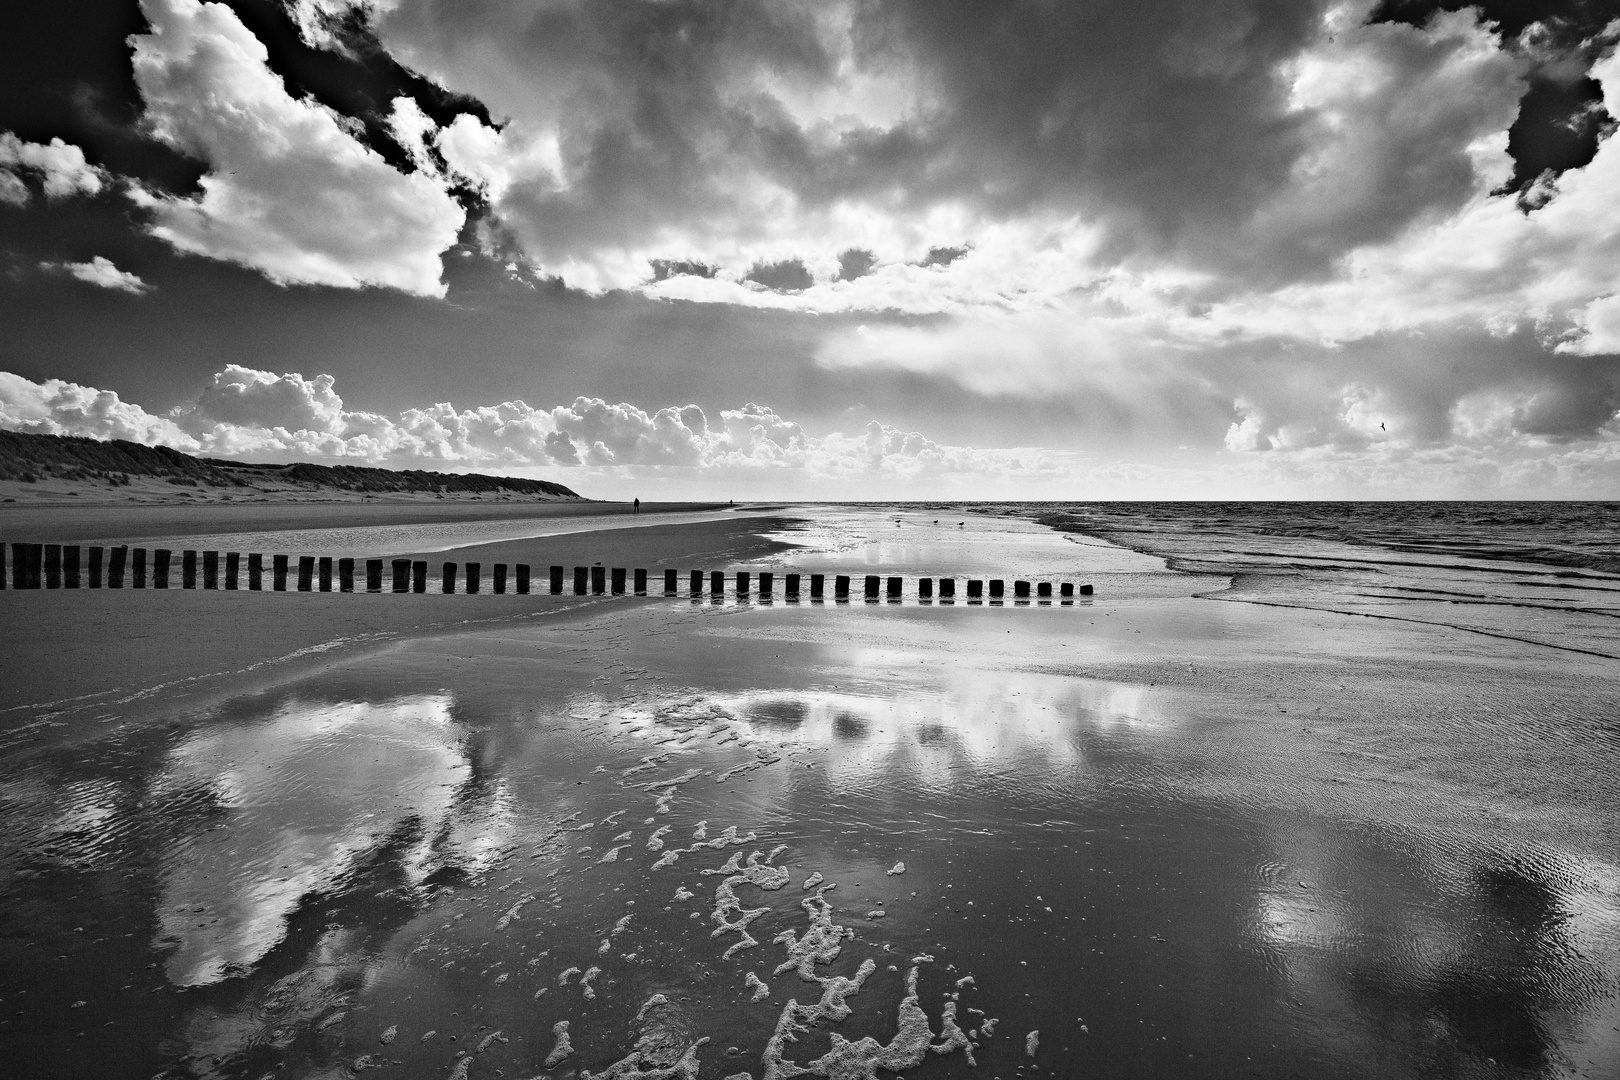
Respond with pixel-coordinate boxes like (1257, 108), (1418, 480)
(633, 497), (640, 514)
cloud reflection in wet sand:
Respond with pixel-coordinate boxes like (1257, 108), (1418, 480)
(149, 694), (467, 986)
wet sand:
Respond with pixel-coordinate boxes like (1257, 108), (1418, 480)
(2, 507), (1618, 1080)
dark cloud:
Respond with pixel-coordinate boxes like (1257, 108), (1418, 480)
(650, 259), (718, 282)
(918, 246), (967, 269)
(745, 258), (812, 291)
(835, 248), (875, 281)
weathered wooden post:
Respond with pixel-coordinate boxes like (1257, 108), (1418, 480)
(574, 566), (588, 595)
(494, 564), (508, 594)
(272, 554), (289, 591)
(1037, 582), (1052, 598)
(664, 569), (678, 595)
(835, 575), (850, 599)
(759, 571), (773, 597)
(611, 567), (626, 594)
(550, 565), (564, 594)
(365, 559), (383, 593)
(1060, 583), (1074, 598)
(633, 568), (647, 594)
(465, 563), (481, 594)
(1080, 583), (1094, 596)
(886, 576), (902, 599)
(786, 573), (800, 599)
(412, 561), (428, 593)
(109, 546), (127, 589)
(203, 551), (219, 589)
(297, 556), (315, 591)
(0, 543), (6, 589)
(89, 546), (104, 589)
(392, 559), (411, 592)
(44, 544), (62, 589)
(864, 575), (880, 599)
(338, 557), (354, 592)
(247, 553), (263, 591)
(64, 546), (81, 589)
(443, 563), (458, 593)
(131, 548), (147, 589)
(966, 579), (983, 600)
(153, 549), (171, 589)
(988, 579), (1004, 600)
(939, 577), (955, 600)
(516, 564), (530, 594)
(736, 571), (750, 597)
(1014, 580), (1030, 599)
(919, 577), (933, 599)
(810, 573), (825, 599)
(710, 570), (724, 596)
(591, 565), (606, 594)
(318, 556), (333, 592)
(690, 570), (703, 596)
(179, 549), (195, 589)
(224, 552), (239, 590)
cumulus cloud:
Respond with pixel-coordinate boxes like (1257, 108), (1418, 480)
(125, 0), (465, 296)
(41, 257), (151, 294)
(0, 372), (197, 448)
(0, 132), (107, 203)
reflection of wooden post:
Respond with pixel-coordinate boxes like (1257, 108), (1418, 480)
(710, 570), (724, 596)
(247, 553), (262, 591)
(834, 575), (850, 599)
(44, 544), (62, 589)
(574, 566), (588, 595)
(919, 577), (933, 599)
(515, 564), (530, 594)
(736, 571), (750, 597)
(466, 563), (481, 593)
(549, 565), (564, 594)
(1060, 583), (1074, 598)
(89, 546), (104, 589)
(203, 551), (219, 590)
(272, 554), (289, 591)
(611, 567), (626, 594)
(939, 577), (955, 600)
(966, 579), (983, 600)
(412, 561), (428, 593)
(988, 579), (1004, 599)
(690, 570), (703, 596)
(180, 549), (196, 589)
(131, 548), (147, 589)
(664, 569), (677, 595)
(864, 575), (879, 599)
(810, 573), (824, 599)
(759, 572), (773, 597)
(591, 566), (606, 594)
(1014, 580), (1030, 599)
(225, 552), (240, 590)
(634, 568), (647, 594)
(338, 557), (354, 592)
(1080, 584), (1094, 596)
(297, 556), (315, 591)
(64, 546), (81, 589)
(443, 563), (458, 593)
(886, 576), (901, 599)
(365, 559), (382, 593)
(786, 573), (800, 598)
(318, 556), (333, 592)
(109, 546), (127, 589)
(494, 564), (508, 594)
(152, 549), (171, 589)
(1037, 582), (1052, 598)
(392, 559), (411, 592)
(0, 543), (7, 590)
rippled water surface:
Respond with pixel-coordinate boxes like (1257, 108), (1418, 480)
(2, 507), (1617, 1080)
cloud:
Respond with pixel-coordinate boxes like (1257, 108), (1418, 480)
(0, 132), (107, 202)
(125, 0), (465, 296)
(0, 371), (198, 447)
(41, 256), (151, 294)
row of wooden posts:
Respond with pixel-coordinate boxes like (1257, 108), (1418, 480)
(3, 543), (1094, 599)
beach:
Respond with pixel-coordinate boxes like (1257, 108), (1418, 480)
(1, 503), (1617, 1080)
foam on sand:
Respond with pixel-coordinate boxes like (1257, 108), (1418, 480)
(745, 972), (771, 1002)
(705, 850), (790, 960)
(545, 1020), (574, 1067)
(580, 994), (708, 1080)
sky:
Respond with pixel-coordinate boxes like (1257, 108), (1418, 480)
(2, 0), (1619, 500)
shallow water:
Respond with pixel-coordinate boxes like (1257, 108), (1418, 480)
(2, 508), (1617, 1079)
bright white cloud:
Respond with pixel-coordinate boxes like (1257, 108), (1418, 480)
(0, 132), (107, 202)
(42, 256), (151, 294)
(0, 371), (198, 448)
(126, 0), (465, 296)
